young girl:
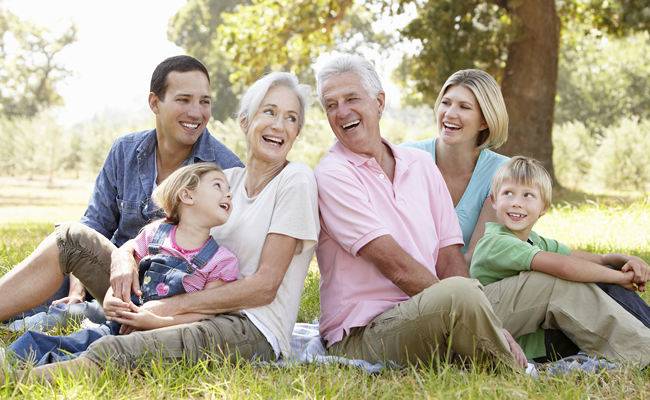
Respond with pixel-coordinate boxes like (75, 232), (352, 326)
(3, 162), (238, 370)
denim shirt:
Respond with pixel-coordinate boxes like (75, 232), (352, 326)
(79, 128), (243, 247)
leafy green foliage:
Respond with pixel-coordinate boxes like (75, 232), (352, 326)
(0, 4), (76, 119)
(0, 112), (150, 178)
(594, 117), (650, 191)
(556, 30), (650, 133)
(553, 117), (650, 192)
(552, 121), (596, 189)
(393, 1), (513, 107)
(218, 0), (355, 87)
(167, 0), (249, 122)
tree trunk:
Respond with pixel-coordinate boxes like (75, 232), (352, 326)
(498, 0), (561, 184)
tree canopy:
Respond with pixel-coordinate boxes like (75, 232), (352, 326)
(0, 4), (76, 119)
(169, 0), (384, 121)
(170, 0), (650, 180)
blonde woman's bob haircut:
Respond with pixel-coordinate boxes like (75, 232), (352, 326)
(490, 156), (553, 210)
(152, 162), (225, 225)
(434, 69), (508, 151)
(238, 71), (313, 132)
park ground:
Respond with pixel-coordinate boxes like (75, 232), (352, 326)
(0, 175), (650, 399)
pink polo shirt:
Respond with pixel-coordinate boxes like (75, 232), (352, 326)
(315, 138), (463, 346)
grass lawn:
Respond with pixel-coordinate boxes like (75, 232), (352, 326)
(1, 176), (650, 398)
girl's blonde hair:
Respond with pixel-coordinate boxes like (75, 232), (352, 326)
(434, 69), (509, 151)
(152, 162), (225, 225)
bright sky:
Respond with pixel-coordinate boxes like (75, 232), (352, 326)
(6, 0), (187, 126)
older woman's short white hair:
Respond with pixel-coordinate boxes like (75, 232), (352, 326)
(238, 72), (313, 131)
(317, 55), (384, 109)
(434, 69), (509, 151)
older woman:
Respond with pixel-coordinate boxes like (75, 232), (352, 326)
(2, 72), (319, 383)
(403, 69), (650, 361)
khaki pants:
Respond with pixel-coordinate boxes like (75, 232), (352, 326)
(328, 277), (517, 368)
(485, 270), (650, 367)
(81, 312), (273, 368)
(55, 221), (115, 304)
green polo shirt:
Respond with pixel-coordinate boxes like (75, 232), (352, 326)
(470, 223), (572, 358)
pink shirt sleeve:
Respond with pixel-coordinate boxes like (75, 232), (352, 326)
(131, 221), (162, 260)
(317, 165), (391, 256)
(205, 247), (239, 283)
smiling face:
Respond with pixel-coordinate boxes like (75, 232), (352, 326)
(150, 70), (211, 150)
(491, 179), (548, 241)
(186, 170), (233, 228)
(437, 85), (488, 150)
(321, 72), (385, 157)
(241, 85), (301, 165)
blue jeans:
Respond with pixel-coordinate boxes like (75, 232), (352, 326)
(596, 282), (650, 328)
(7, 322), (117, 366)
(4, 300), (106, 332)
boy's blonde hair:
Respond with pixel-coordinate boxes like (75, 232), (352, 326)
(152, 162), (225, 225)
(490, 156), (553, 209)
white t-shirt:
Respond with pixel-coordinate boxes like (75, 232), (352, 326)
(210, 162), (319, 359)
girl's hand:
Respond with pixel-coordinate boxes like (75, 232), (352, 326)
(112, 302), (163, 331)
(102, 292), (131, 321)
(620, 256), (650, 291)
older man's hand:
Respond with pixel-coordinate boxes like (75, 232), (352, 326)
(110, 239), (141, 303)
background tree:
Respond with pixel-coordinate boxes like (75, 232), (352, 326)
(207, 0), (650, 183)
(167, 0), (250, 122)
(170, 0), (388, 121)
(0, 3), (76, 119)
(394, 0), (650, 183)
(556, 28), (650, 134)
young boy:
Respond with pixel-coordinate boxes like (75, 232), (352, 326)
(470, 156), (650, 365)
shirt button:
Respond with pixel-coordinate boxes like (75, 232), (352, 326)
(367, 161), (373, 166)
(379, 174), (385, 179)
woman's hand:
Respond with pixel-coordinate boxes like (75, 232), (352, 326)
(112, 302), (163, 331)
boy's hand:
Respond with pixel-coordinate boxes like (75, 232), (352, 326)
(620, 256), (650, 291)
(502, 329), (527, 368)
(616, 270), (637, 292)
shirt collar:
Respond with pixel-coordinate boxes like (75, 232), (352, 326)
(331, 137), (417, 168)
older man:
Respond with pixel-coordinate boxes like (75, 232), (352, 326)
(314, 55), (524, 368)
